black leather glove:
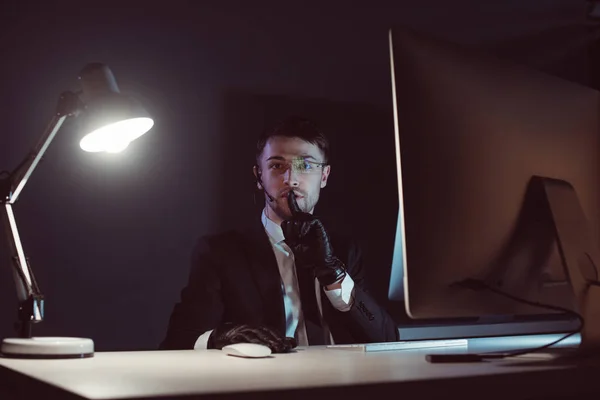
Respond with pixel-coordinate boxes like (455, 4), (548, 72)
(207, 323), (297, 353)
(281, 191), (347, 286)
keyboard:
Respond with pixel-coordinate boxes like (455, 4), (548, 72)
(326, 339), (468, 352)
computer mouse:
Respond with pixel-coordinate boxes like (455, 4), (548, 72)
(221, 343), (272, 358)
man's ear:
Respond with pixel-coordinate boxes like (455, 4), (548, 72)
(253, 165), (262, 189)
(320, 165), (331, 189)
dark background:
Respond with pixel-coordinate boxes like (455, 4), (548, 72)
(0, 0), (598, 350)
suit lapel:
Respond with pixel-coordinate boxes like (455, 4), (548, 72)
(241, 217), (286, 334)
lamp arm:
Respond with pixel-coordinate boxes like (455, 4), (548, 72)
(0, 91), (82, 338)
(9, 91), (82, 203)
(1, 203), (44, 338)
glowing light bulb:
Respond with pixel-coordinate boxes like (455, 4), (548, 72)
(79, 117), (153, 153)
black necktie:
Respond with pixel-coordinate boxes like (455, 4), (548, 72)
(295, 262), (326, 345)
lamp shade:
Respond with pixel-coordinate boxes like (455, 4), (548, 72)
(77, 63), (153, 153)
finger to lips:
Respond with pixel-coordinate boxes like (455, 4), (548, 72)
(287, 190), (302, 217)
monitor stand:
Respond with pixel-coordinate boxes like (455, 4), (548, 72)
(537, 175), (600, 357)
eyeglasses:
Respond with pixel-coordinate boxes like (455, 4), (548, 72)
(266, 158), (327, 175)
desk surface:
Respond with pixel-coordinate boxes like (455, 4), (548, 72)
(0, 343), (598, 400)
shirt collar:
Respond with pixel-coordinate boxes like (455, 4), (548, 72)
(261, 208), (285, 245)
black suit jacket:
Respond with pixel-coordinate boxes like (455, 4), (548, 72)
(160, 219), (399, 349)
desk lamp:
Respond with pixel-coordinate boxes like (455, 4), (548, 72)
(0, 63), (153, 358)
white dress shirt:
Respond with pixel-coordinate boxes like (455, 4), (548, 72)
(194, 209), (355, 349)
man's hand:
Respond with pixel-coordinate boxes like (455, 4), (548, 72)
(207, 323), (297, 353)
(281, 191), (346, 287)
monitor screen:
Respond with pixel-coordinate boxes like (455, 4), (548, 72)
(387, 27), (599, 320)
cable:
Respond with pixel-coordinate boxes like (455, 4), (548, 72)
(255, 170), (275, 203)
(454, 279), (584, 359)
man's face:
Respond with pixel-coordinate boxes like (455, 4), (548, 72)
(254, 136), (331, 221)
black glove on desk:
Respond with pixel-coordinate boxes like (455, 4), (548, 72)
(281, 191), (347, 287)
(207, 323), (297, 353)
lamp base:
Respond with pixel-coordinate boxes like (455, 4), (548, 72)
(1, 337), (94, 359)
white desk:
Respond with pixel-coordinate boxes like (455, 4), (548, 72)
(0, 342), (598, 400)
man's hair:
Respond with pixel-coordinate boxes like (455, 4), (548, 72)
(255, 116), (330, 165)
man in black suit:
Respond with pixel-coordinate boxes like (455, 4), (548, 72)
(160, 116), (399, 352)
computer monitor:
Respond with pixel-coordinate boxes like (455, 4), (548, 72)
(386, 27), (600, 333)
